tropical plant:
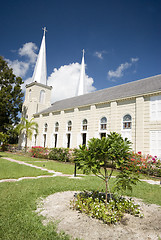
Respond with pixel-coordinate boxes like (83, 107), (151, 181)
(71, 191), (142, 224)
(16, 117), (38, 152)
(74, 132), (140, 205)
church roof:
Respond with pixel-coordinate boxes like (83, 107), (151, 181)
(36, 74), (161, 115)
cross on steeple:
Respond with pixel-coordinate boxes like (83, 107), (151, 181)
(42, 27), (47, 36)
(82, 49), (85, 57)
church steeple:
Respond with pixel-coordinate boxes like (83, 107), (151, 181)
(32, 27), (47, 85)
(76, 49), (86, 96)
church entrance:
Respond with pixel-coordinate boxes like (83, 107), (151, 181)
(54, 134), (58, 147)
(67, 134), (71, 148)
(34, 134), (37, 146)
(100, 132), (106, 139)
(43, 134), (46, 147)
(82, 133), (87, 146)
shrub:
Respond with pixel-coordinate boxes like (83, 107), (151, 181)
(48, 148), (71, 162)
(71, 191), (142, 224)
(30, 146), (49, 159)
(129, 152), (161, 177)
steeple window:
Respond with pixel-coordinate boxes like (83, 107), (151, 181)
(39, 90), (45, 103)
(28, 89), (32, 101)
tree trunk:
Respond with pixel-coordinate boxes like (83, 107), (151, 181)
(105, 178), (108, 207)
(25, 134), (28, 152)
(104, 168), (108, 206)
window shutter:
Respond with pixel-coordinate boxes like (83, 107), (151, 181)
(157, 131), (161, 158)
(150, 95), (161, 121)
(150, 131), (161, 158)
(157, 96), (161, 120)
(150, 98), (157, 120)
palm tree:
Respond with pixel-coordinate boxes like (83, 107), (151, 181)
(17, 117), (38, 152)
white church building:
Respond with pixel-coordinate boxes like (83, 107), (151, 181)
(21, 29), (161, 158)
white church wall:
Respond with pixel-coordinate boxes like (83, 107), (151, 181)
(26, 91), (161, 159)
(95, 103), (110, 138)
(117, 98), (136, 150)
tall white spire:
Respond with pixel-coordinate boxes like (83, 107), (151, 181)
(76, 49), (86, 96)
(32, 27), (47, 85)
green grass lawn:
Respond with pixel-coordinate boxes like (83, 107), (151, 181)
(0, 176), (161, 240)
(0, 151), (46, 162)
(1, 152), (160, 180)
(0, 158), (53, 180)
(0, 153), (161, 240)
(0, 152), (84, 175)
(0, 152), (119, 176)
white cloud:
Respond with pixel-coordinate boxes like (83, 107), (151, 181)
(18, 42), (37, 63)
(6, 59), (29, 77)
(47, 62), (96, 103)
(21, 77), (32, 91)
(94, 51), (103, 59)
(131, 57), (139, 63)
(108, 57), (139, 79)
(6, 42), (38, 78)
(108, 62), (131, 79)
(94, 50), (107, 60)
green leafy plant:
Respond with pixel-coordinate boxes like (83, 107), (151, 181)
(74, 132), (140, 205)
(0, 56), (24, 139)
(49, 147), (72, 162)
(0, 132), (9, 151)
(71, 191), (142, 224)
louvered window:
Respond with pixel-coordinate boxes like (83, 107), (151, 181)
(150, 95), (161, 121)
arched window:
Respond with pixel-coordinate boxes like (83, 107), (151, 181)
(67, 120), (72, 131)
(123, 114), (132, 129)
(28, 89), (32, 101)
(55, 122), (59, 132)
(82, 119), (88, 131)
(39, 90), (45, 103)
(100, 117), (107, 130)
(44, 123), (48, 132)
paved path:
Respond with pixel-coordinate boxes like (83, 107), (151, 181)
(0, 157), (160, 185)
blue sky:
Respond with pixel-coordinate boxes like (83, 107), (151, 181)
(1, 0), (161, 102)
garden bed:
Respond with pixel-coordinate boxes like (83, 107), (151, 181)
(37, 191), (161, 240)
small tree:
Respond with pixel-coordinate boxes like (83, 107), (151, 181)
(74, 132), (139, 205)
(16, 118), (38, 152)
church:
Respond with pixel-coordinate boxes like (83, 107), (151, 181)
(21, 29), (161, 158)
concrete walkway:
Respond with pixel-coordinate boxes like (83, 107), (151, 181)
(0, 157), (160, 185)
